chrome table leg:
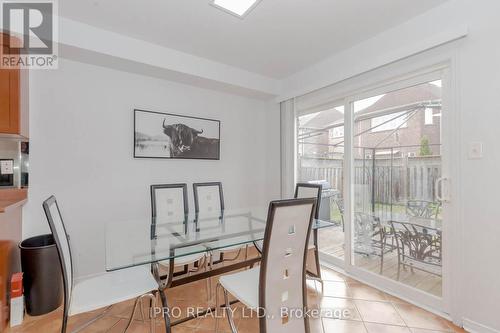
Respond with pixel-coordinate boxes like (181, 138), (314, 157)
(152, 262), (171, 333)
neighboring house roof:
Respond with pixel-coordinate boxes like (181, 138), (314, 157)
(300, 83), (441, 130)
(357, 83), (441, 117)
(300, 108), (343, 129)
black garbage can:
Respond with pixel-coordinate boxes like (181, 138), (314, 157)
(19, 234), (63, 315)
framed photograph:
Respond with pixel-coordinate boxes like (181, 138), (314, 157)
(134, 109), (220, 160)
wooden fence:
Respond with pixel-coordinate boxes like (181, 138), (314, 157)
(299, 155), (442, 205)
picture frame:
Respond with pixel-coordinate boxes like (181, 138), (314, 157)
(134, 109), (221, 160)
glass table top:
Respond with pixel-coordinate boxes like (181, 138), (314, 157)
(105, 207), (335, 272)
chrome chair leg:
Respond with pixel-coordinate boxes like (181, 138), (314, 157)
(152, 262), (171, 333)
(139, 293), (157, 333)
(215, 283), (222, 333)
(140, 297), (146, 322)
(224, 289), (237, 333)
(148, 294), (157, 333)
(307, 275), (324, 296)
(189, 255), (207, 273)
(208, 279), (213, 303)
(124, 293), (156, 333)
(209, 250), (214, 270)
(70, 305), (113, 333)
(205, 253), (213, 303)
(221, 248), (242, 262)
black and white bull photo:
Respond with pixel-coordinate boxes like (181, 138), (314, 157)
(162, 121), (219, 159)
(134, 109), (220, 159)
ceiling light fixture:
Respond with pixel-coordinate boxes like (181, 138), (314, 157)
(210, 0), (261, 18)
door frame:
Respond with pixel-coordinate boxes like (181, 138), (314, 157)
(312, 63), (460, 320)
(288, 44), (463, 324)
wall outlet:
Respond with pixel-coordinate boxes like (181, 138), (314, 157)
(468, 142), (483, 159)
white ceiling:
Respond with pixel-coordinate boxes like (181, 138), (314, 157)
(60, 0), (448, 79)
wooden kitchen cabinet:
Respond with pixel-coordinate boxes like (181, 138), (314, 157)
(0, 35), (21, 135)
(0, 189), (25, 332)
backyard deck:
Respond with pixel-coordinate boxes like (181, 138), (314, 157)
(318, 226), (443, 297)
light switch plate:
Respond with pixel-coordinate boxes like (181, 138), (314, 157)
(468, 142), (483, 159)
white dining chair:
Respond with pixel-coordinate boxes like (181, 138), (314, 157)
(151, 184), (208, 271)
(193, 182), (225, 216)
(193, 182), (249, 263)
(216, 198), (316, 333)
(254, 183), (323, 281)
(294, 183), (323, 281)
(151, 184), (210, 299)
(42, 196), (158, 333)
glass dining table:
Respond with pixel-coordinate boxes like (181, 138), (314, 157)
(105, 206), (335, 332)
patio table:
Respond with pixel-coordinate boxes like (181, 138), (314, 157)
(382, 216), (442, 233)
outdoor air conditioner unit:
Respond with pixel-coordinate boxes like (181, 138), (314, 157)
(407, 152), (416, 157)
(365, 154), (372, 159)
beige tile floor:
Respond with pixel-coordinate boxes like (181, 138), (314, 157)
(6, 255), (465, 333)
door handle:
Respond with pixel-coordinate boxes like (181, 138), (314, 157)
(435, 177), (450, 202)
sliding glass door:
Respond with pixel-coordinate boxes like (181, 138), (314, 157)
(296, 104), (345, 263)
(352, 80), (444, 297)
(294, 69), (451, 312)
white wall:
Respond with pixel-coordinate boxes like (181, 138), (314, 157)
(280, 1), (500, 332)
(453, 2), (500, 331)
(58, 17), (280, 99)
(24, 58), (280, 278)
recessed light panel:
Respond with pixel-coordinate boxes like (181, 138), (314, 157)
(211, 0), (260, 17)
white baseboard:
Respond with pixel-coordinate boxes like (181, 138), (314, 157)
(463, 319), (500, 333)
